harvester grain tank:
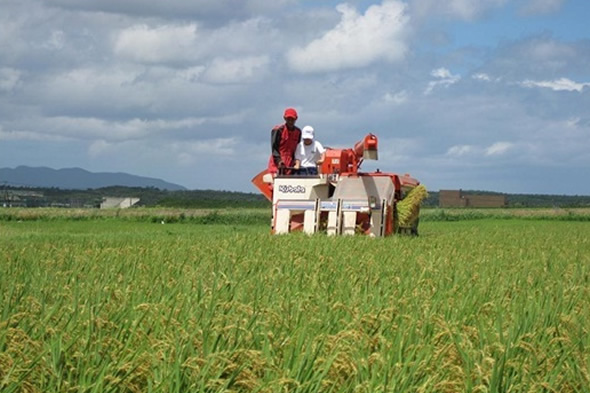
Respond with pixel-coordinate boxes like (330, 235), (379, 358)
(252, 133), (426, 236)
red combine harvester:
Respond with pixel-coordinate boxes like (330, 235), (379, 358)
(252, 133), (423, 236)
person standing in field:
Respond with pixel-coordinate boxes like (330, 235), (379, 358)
(294, 125), (325, 175)
(268, 107), (301, 175)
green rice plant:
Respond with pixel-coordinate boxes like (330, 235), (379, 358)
(1, 218), (589, 392)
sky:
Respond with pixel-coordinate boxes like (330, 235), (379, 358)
(1, 0), (589, 195)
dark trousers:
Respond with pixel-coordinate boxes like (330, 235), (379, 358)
(296, 167), (318, 175)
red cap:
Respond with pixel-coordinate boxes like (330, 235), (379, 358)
(283, 108), (298, 120)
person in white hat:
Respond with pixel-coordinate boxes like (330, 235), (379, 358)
(294, 125), (326, 175)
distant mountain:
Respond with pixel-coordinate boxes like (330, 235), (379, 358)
(0, 166), (187, 191)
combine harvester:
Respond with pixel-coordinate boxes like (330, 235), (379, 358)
(252, 133), (427, 236)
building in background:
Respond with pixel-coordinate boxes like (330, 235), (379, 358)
(100, 197), (140, 209)
(439, 190), (506, 208)
(1, 189), (44, 207)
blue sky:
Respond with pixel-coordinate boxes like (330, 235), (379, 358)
(1, 0), (589, 194)
(447, 2), (588, 47)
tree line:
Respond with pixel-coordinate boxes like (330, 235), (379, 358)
(2, 186), (590, 209)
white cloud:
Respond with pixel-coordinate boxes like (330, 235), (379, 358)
(35, 66), (154, 112)
(472, 73), (503, 83)
(52, 67), (136, 88)
(204, 17), (277, 56)
(520, 78), (590, 92)
(410, 0), (508, 21)
(88, 139), (112, 157)
(383, 90), (408, 104)
(286, 0), (409, 73)
(0, 126), (71, 142)
(49, 117), (150, 140)
(21, 116), (211, 142)
(472, 73), (491, 82)
(527, 40), (576, 61)
(565, 117), (580, 128)
(2, 0), (590, 194)
(114, 24), (199, 64)
(483, 38), (581, 79)
(431, 68), (454, 79)
(448, 0), (508, 20)
(446, 144), (474, 157)
(425, 67), (461, 94)
(45, 0), (293, 21)
(172, 137), (239, 162)
(112, 18), (276, 70)
(202, 55), (269, 84)
(41, 30), (66, 50)
(176, 66), (206, 82)
(520, 0), (565, 15)
(0, 68), (21, 91)
(485, 142), (513, 156)
(445, 142), (514, 158)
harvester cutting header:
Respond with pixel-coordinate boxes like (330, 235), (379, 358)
(252, 109), (427, 236)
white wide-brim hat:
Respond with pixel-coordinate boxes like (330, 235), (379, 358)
(302, 125), (314, 139)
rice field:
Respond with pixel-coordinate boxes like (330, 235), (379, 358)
(1, 210), (589, 392)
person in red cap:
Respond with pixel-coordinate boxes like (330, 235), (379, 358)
(267, 108), (302, 175)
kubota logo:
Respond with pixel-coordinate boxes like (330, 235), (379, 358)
(278, 185), (306, 194)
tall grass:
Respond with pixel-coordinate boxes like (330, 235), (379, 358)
(1, 219), (589, 392)
(0, 207), (271, 226)
(1, 206), (590, 224)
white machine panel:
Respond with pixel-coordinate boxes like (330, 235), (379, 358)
(333, 176), (395, 205)
(272, 176), (330, 204)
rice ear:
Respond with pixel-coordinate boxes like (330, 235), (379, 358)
(397, 184), (428, 228)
